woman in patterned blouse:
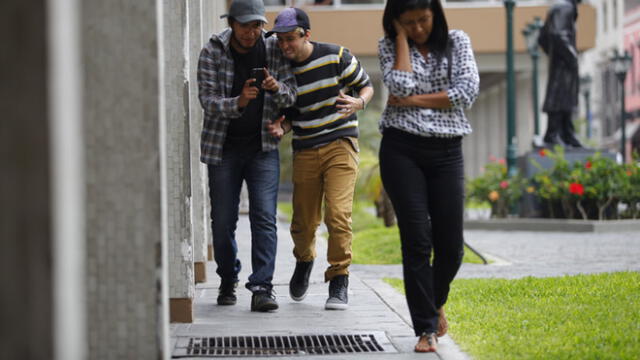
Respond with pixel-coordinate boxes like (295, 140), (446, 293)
(378, 0), (479, 353)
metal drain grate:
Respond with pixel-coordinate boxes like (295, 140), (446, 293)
(173, 332), (396, 357)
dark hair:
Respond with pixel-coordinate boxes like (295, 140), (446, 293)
(382, 0), (449, 59)
(227, 18), (265, 27)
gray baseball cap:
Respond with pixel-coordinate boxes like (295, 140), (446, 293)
(220, 0), (268, 24)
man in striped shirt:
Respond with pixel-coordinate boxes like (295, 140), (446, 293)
(266, 7), (374, 310)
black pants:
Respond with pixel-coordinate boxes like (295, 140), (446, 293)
(379, 129), (465, 335)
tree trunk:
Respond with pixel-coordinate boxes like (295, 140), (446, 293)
(576, 200), (588, 220)
(376, 188), (396, 227)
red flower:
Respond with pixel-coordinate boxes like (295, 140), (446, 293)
(500, 180), (509, 189)
(568, 182), (584, 196)
(539, 149), (547, 157)
(498, 159), (506, 165)
(585, 161), (592, 169)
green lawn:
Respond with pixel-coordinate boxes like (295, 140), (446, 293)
(385, 272), (640, 360)
(352, 224), (486, 265)
(278, 201), (487, 265)
(277, 201), (293, 222)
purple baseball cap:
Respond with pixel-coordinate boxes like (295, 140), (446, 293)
(266, 7), (311, 37)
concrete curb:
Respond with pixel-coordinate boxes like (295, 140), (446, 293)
(464, 218), (640, 232)
(361, 278), (472, 360)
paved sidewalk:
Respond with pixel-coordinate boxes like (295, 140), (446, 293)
(170, 215), (470, 359)
(353, 229), (640, 281)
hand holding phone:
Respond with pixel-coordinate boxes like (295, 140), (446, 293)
(251, 67), (265, 89)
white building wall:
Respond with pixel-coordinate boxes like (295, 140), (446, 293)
(460, 51), (549, 178)
(580, 0), (625, 145)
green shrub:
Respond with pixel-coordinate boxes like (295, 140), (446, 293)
(466, 157), (528, 218)
(531, 147), (639, 220)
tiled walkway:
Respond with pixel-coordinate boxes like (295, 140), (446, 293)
(170, 215), (469, 359)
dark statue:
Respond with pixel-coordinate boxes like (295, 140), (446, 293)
(538, 0), (583, 148)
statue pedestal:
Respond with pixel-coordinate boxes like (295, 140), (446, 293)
(517, 148), (617, 218)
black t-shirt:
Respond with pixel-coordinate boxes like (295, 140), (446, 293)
(225, 37), (266, 151)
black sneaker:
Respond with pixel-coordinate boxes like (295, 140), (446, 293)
(251, 289), (279, 312)
(217, 281), (238, 306)
(325, 275), (348, 310)
(289, 260), (314, 301)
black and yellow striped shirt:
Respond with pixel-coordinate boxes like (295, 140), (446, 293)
(284, 42), (371, 150)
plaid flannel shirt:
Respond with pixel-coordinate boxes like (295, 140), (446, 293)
(197, 28), (296, 165)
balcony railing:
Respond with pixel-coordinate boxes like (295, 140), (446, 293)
(265, 0), (550, 9)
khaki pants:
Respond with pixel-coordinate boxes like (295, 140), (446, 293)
(290, 138), (359, 282)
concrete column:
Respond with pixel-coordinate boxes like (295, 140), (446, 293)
(516, 72), (534, 154)
(497, 82), (508, 160)
(1, 1), (54, 359)
(163, 0), (196, 323)
(200, 0), (228, 262)
(49, 0), (87, 358)
(464, 90), (487, 179)
(81, 0), (167, 357)
(465, 82), (507, 179)
(202, 0), (227, 37)
(188, 0), (209, 285)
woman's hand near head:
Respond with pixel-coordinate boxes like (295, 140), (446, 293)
(393, 20), (407, 41)
(392, 20), (412, 72)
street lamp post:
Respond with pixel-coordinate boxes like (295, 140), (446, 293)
(611, 49), (633, 163)
(579, 75), (593, 139)
(504, 0), (517, 177)
(522, 17), (543, 141)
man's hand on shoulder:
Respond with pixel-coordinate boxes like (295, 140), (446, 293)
(267, 115), (288, 139)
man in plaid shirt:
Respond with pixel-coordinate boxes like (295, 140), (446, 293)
(197, 0), (296, 312)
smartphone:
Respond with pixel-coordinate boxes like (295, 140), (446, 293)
(251, 68), (265, 89)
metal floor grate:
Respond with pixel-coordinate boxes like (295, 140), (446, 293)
(173, 332), (396, 357)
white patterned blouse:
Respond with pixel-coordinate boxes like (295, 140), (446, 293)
(378, 30), (480, 138)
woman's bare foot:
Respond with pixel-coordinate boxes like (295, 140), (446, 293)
(437, 307), (448, 337)
(414, 332), (437, 353)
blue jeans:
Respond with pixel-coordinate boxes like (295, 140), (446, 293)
(207, 148), (279, 291)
